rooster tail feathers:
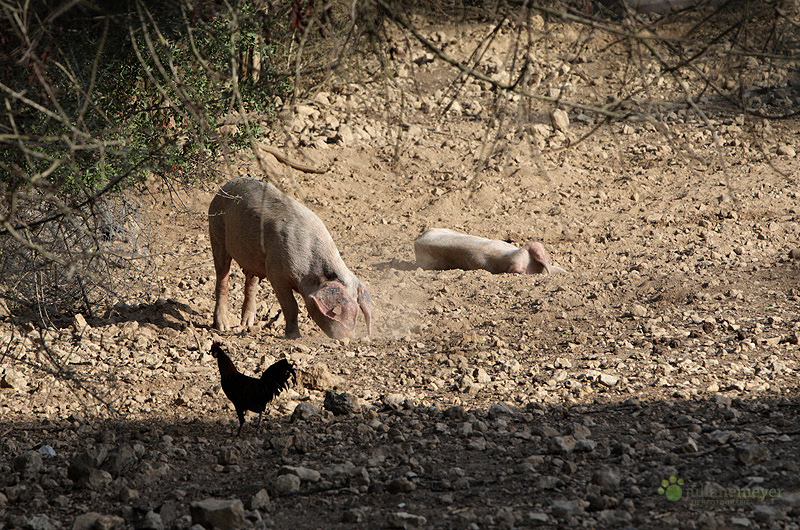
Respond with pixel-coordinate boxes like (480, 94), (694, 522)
(261, 359), (295, 382)
(261, 359), (296, 396)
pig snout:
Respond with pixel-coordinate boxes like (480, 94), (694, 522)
(357, 283), (372, 336)
(307, 280), (373, 340)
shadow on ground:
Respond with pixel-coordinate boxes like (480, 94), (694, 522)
(2, 394), (799, 529)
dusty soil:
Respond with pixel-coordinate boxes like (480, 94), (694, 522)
(3, 10), (800, 530)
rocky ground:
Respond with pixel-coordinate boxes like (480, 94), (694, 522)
(2, 8), (800, 530)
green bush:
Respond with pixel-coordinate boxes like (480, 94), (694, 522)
(0, 0), (292, 198)
(0, 0), (294, 320)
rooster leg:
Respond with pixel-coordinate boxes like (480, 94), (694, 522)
(255, 412), (263, 433)
(236, 409), (246, 437)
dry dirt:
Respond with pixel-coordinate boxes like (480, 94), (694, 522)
(3, 11), (800, 530)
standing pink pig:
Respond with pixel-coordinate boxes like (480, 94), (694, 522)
(209, 178), (372, 340)
(414, 228), (565, 275)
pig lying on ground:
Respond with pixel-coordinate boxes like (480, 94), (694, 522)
(414, 228), (565, 275)
(209, 178), (372, 340)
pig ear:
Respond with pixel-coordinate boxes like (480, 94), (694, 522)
(310, 282), (357, 330)
(357, 283), (372, 336)
(523, 242), (550, 274)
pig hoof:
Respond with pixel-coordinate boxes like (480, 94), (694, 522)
(284, 329), (301, 339)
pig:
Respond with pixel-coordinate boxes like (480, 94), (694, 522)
(414, 228), (565, 275)
(208, 177), (372, 340)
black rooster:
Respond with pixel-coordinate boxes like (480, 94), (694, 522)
(210, 342), (295, 436)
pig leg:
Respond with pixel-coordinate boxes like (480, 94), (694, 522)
(241, 272), (260, 328)
(212, 250), (233, 331)
(269, 280), (302, 339)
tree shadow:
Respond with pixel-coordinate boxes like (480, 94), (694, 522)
(101, 298), (203, 331)
(2, 393), (798, 529)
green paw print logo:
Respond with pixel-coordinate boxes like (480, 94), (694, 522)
(658, 475), (684, 501)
